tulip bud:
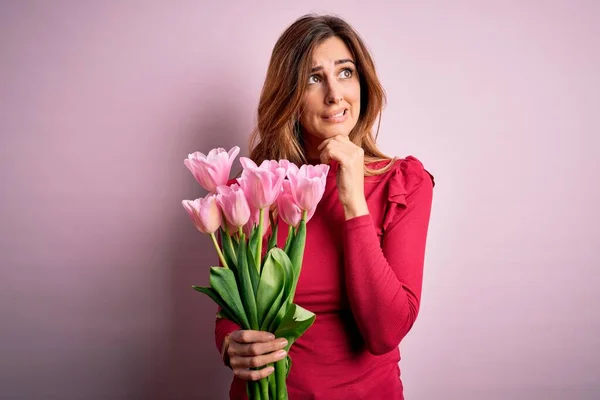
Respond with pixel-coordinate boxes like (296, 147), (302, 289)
(182, 194), (222, 234)
(184, 146), (240, 192)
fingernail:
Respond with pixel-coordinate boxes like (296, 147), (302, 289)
(276, 350), (287, 358)
(278, 339), (288, 346)
(267, 334), (275, 340)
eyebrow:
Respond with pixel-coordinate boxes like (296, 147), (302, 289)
(311, 59), (355, 73)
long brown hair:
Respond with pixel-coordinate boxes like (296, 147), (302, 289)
(249, 14), (397, 176)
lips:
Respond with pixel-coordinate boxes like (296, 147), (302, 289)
(323, 109), (347, 119)
(321, 108), (349, 124)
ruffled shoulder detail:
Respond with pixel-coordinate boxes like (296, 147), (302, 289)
(382, 155), (435, 231)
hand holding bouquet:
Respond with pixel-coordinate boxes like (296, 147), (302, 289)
(182, 146), (329, 399)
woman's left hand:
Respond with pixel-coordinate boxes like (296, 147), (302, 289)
(318, 135), (369, 220)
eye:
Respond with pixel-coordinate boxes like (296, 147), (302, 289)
(339, 68), (354, 79)
(308, 74), (321, 84)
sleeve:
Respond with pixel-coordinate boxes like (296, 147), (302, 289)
(215, 306), (241, 356)
(342, 156), (435, 355)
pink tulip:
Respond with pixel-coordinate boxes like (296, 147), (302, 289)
(182, 194), (222, 234)
(278, 180), (316, 227)
(237, 157), (286, 210)
(261, 159), (291, 176)
(184, 146), (240, 192)
(216, 184), (251, 230)
(286, 163), (329, 212)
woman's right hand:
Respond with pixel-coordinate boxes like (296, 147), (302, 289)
(225, 330), (289, 381)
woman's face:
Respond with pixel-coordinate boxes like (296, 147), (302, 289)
(299, 36), (361, 144)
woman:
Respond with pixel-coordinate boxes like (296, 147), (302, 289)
(215, 13), (435, 399)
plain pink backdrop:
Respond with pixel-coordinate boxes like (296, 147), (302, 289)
(1, 1), (598, 399)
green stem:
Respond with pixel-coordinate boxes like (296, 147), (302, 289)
(269, 370), (277, 399)
(275, 358), (288, 399)
(301, 210), (307, 222)
(210, 232), (228, 269)
(283, 225), (294, 255)
(256, 208), (264, 274)
(248, 381), (260, 400)
(259, 377), (269, 399)
(222, 228), (237, 269)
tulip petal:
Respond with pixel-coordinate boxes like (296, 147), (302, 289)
(216, 184), (250, 228)
(239, 157), (258, 170)
(185, 147), (239, 193)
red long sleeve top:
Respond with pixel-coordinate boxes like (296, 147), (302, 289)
(214, 156), (435, 400)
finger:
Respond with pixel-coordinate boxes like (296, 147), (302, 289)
(231, 348), (288, 369)
(333, 134), (349, 142)
(317, 136), (338, 151)
(229, 330), (275, 344)
(320, 144), (345, 166)
(320, 150), (330, 165)
(233, 366), (275, 381)
(229, 337), (288, 357)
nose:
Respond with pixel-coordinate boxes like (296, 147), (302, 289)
(325, 81), (343, 105)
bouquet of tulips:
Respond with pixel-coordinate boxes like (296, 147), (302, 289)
(181, 146), (329, 399)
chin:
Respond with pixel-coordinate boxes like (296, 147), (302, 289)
(322, 124), (354, 138)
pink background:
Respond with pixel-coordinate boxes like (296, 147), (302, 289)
(1, 1), (598, 399)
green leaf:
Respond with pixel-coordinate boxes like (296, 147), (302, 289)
(267, 221), (278, 253)
(221, 230), (238, 274)
(216, 308), (236, 322)
(271, 248), (295, 303)
(257, 249), (287, 331)
(208, 268), (250, 329)
(283, 225), (295, 254)
(248, 225), (259, 269)
(268, 298), (288, 333)
(288, 220), (306, 274)
(216, 306), (240, 326)
(262, 248), (295, 332)
(287, 220), (306, 305)
(268, 222), (305, 333)
(260, 286), (285, 333)
(237, 236), (259, 330)
(274, 303), (316, 352)
(286, 355), (292, 379)
(193, 285), (244, 328)
(247, 244), (260, 296)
